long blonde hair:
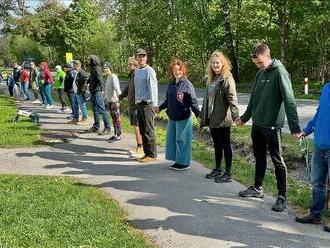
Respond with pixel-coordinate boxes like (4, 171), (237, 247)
(206, 51), (232, 84)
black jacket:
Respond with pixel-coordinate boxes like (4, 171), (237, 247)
(64, 69), (76, 93)
(88, 55), (104, 93)
(75, 69), (89, 94)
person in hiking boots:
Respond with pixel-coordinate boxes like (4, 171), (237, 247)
(102, 62), (122, 143)
(235, 43), (301, 212)
(134, 48), (158, 163)
(54, 65), (68, 112)
(119, 57), (143, 157)
(295, 81), (330, 233)
(156, 58), (199, 170)
(200, 51), (239, 182)
(87, 55), (111, 135)
(72, 60), (89, 125)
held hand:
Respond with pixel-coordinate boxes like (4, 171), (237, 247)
(153, 107), (160, 114)
(234, 117), (244, 127)
(294, 131), (305, 139)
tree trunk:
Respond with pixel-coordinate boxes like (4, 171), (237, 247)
(222, 0), (240, 83)
(275, 0), (289, 65)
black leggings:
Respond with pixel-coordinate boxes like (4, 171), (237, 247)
(210, 127), (232, 174)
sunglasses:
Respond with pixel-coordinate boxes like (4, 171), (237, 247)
(250, 53), (258, 59)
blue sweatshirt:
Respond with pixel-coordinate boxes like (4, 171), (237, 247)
(304, 82), (330, 149)
(159, 77), (200, 121)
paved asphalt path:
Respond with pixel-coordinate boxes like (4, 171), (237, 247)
(0, 85), (329, 247)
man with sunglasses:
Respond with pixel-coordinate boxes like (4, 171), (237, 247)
(134, 49), (158, 163)
(235, 43), (301, 212)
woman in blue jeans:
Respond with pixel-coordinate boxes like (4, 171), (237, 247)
(39, 62), (54, 109)
(156, 58), (200, 170)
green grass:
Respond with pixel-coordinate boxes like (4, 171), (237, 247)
(0, 175), (154, 248)
(0, 96), (41, 147)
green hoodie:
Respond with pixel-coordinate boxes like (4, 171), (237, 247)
(241, 59), (300, 133)
(54, 69), (66, 89)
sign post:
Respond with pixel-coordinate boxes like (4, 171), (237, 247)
(66, 53), (73, 64)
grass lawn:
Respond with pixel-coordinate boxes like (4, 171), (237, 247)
(0, 175), (154, 248)
(0, 96), (40, 147)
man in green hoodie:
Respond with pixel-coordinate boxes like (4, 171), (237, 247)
(54, 65), (68, 111)
(236, 43), (301, 212)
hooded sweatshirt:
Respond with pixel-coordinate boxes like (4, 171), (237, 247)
(88, 55), (104, 93)
(304, 82), (330, 149)
(240, 59), (300, 133)
(54, 69), (66, 89)
(39, 62), (54, 84)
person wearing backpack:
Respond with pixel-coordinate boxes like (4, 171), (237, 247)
(200, 51), (239, 182)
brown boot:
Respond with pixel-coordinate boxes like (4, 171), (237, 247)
(296, 212), (321, 224)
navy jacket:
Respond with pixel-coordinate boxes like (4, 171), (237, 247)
(159, 77), (200, 121)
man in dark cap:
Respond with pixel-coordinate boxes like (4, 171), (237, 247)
(134, 49), (158, 163)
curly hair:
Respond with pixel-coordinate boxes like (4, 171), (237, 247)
(168, 58), (188, 79)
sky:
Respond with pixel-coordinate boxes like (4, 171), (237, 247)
(26, 0), (72, 10)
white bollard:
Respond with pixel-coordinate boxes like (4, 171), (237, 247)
(304, 78), (309, 95)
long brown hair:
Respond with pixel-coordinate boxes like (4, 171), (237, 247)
(205, 51), (232, 84)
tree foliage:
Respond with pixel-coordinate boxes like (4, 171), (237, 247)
(0, 0), (329, 83)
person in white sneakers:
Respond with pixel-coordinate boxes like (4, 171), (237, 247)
(119, 57), (143, 156)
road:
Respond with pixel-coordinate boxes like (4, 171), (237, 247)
(121, 82), (318, 135)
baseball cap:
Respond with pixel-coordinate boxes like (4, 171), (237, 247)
(55, 65), (61, 70)
(102, 62), (113, 71)
(136, 48), (147, 56)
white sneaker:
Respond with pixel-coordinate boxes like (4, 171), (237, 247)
(33, 99), (41, 104)
(46, 105), (54, 109)
(63, 107), (71, 113)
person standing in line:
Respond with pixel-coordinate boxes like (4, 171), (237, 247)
(19, 65), (30, 100)
(30, 62), (42, 104)
(235, 43), (301, 212)
(72, 60), (89, 125)
(87, 55), (111, 135)
(119, 57), (143, 156)
(54, 65), (68, 112)
(12, 63), (22, 98)
(200, 51), (240, 182)
(64, 64), (76, 121)
(6, 75), (15, 97)
(39, 62), (54, 109)
(134, 49), (158, 163)
(295, 80), (330, 233)
(103, 62), (122, 143)
(156, 58), (199, 170)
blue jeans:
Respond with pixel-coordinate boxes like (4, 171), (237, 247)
(310, 147), (330, 217)
(22, 81), (30, 100)
(165, 117), (192, 166)
(42, 83), (53, 105)
(73, 93), (88, 120)
(90, 91), (110, 129)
